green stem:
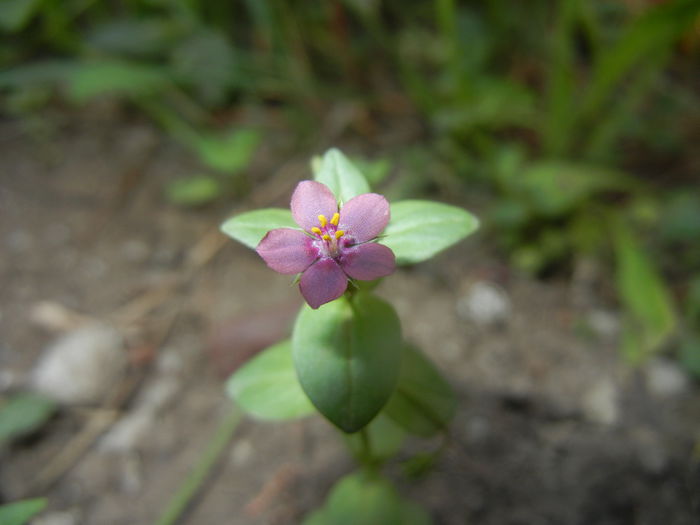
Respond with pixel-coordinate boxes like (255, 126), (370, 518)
(357, 426), (377, 471)
(153, 407), (242, 525)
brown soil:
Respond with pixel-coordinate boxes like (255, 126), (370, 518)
(1, 110), (698, 525)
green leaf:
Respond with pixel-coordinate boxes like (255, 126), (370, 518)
(383, 345), (456, 437)
(679, 334), (700, 380)
(382, 200), (479, 265)
(292, 293), (402, 433)
(351, 157), (392, 186)
(0, 499), (47, 525)
(0, 0), (42, 32)
(226, 340), (315, 421)
(86, 18), (177, 57)
(194, 129), (259, 173)
(220, 208), (297, 250)
(514, 162), (630, 217)
(0, 60), (77, 89)
(0, 393), (56, 444)
(303, 472), (432, 525)
(583, 0), (700, 119)
(314, 149), (370, 203)
(170, 30), (238, 106)
(166, 176), (221, 207)
(686, 276), (700, 325)
(67, 61), (171, 102)
(614, 222), (676, 363)
(344, 414), (405, 462)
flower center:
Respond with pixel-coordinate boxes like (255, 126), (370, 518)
(310, 213), (345, 258)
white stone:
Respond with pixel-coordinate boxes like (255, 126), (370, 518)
(231, 439), (254, 466)
(99, 376), (180, 452)
(122, 239), (150, 263)
(457, 281), (511, 325)
(645, 358), (690, 399)
(32, 510), (79, 525)
(30, 323), (126, 405)
(581, 378), (618, 425)
(587, 309), (620, 339)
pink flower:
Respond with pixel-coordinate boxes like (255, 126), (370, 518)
(256, 181), (396, 309)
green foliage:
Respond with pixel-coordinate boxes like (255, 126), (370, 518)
(0, 393), (56, 444)
(498, 162), (630, 218)
(303, 472), (432, 525)
(0, 499), (47, 525)
(679, 335), (700, 380)
(170, 30), (238, 106)
(220, 208), (296, 250)
(166, 176), (221, 207)
(0, 0), (42, 32)
(67, 61), (172, 102)
(193, 129), (260, 174)
(2, 0), (694, 371)
(351, 157), (392, 187)
(84, 18), (178, 57)
(314, 149), (371, 204)
(292, 293), (402, 433)
(383, 345), (456, 437)
(226, 340), (315, 421)
(344, 414), (405, 463)
(382, 200), (479, 265)
(614, 222), (676, 363)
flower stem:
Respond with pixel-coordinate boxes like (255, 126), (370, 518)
(357, 426), (378, 471)
(153, 406), (241, 525)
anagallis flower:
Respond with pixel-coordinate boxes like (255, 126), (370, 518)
(256, 180), (396, 309)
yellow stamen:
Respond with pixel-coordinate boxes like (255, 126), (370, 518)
(311, 227), (322, 235)
(318, 214), (328, 227)
(335, 230), (345, 239)
(322, 234), (331, 241)
(330, 213), (340, 226)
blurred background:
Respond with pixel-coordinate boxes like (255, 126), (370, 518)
(1, 0), (699, 524)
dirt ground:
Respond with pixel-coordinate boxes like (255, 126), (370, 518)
(1, 110), (699, 525)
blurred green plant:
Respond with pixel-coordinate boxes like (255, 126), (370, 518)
(396, 0), (698, 364)
(1, 0), (698, 365)
(0, 393), (56, 445)
(0, 498), (47, 525)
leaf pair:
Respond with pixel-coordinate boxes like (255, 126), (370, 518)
(221, 150), (478, 264)
(228, 294), (455, 435)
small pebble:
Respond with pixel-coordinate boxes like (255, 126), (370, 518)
(122, 240), (150, 263)
(30, 323), (126, 405)
(644, 358), (690, 399)
(587, 309), (620, 339)
(6, 230), (33, 252)
(581, 377), (618, 425)
(457, 281), (511, 325)
(231, 439), (254, 466)
(33, 510), (79, 525)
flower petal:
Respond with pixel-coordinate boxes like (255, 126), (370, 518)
(299, 258), (347, 309)
(338, 193), (390, 243)
(341, 242), (396, 281)
(256, 228), (318, 274)
(291, 181), (338, 231)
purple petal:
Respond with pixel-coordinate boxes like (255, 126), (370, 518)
(256, 228), (318, 274)
(291, 181), (338, 231)
(341, 242), (396, 281)
(299, 258), (347, 309)
(338, 193), (390, 243)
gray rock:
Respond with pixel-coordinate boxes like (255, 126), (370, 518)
(32, 510), (79, 525)
(457, 281), (511, 325)
(581, 377), (619, 425)
(587, 309), (620, 340)
(30, 323), (126, 405)
(644, 358), (690, 399)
